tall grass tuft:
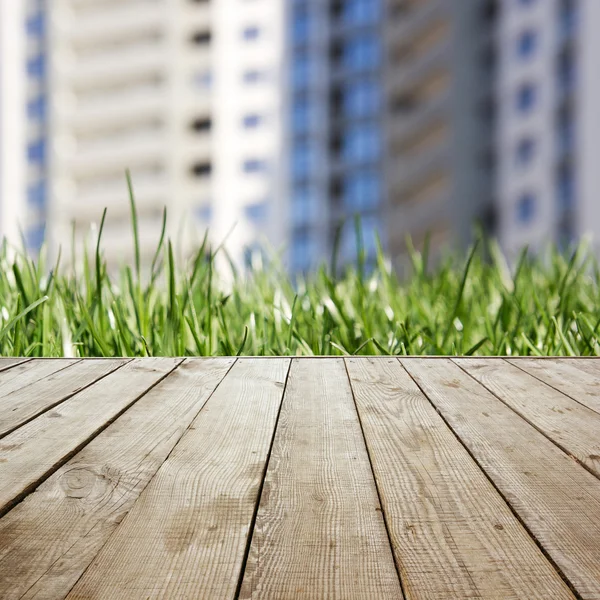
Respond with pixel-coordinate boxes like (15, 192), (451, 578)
(0, 196), (599, 357)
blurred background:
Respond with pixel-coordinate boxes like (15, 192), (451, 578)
(0, 0), (598, 275)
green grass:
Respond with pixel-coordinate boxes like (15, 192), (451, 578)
(0, 191), (599, 357)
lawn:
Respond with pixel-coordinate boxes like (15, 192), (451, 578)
(1, 194), (599, 357)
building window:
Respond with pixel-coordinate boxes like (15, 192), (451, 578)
(242, 114), (264, 128)
(27, 96), (46, 121)
(291, 186), (316, 225)
(242, 26), (261, 41)
(193, 71), (212, 89)
(557, 49), (575, 89)
(26, 225), (45, 251)
(341, 215), (381, 261)
(243, 69), (268, 84)
(292, 53), (312, 88)
(343, 170), (381, 212)
(515, 137), (536, 166)
(243, 159), (268, 173)
(342, 124), (380, 163)
(341, 0), (381, 25)
(557, 164), (574, 211)
(342, 36), (380, 71)
(292, 96), (311, 133)
(191, 162), (212, 177)
(27, 139), (45, 163)
(291, 230), (314, 271)
(26, 12), (45, 37)
(292, 6), (310, 45)
(516, 82), (536, 113)
(292, 143), (314, 179)
(245, 202), (268, 222)
(516, 29), (537, 58)
(342, 80), (380, 118)
(190, 31), (211, 45)
(190, 117), (211, 132)
(516, 192), (536, 224)
(26, 54), (45, 77)
(196, 205), (212, 222)
(27, 181), (46, 208)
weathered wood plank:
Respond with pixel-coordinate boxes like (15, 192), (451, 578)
(0, 358), (180, 517)
(0, 359), (79, 400)
(239, 358), (403, 600)
(66, 358), (290, 600)
(0, 358), (234, 600)
(346, 357), (574, 600)
(403, 358), (600, 600)
(507, 358), (600, 414)
(0, 358), (31, 373)
(0, 358), (128, 438)
(455, 358), (600, 478)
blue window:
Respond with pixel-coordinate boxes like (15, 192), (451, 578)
(292, 6), (310, 44)
(27, 181), (46, 209)
(343, 170), (381, 212)
(292, 54), (312, 88)
(342, 124), (380, 162)
(243, 159), (268, 173)
(27, 96), (46, 121)
(558, 117), (574, 154)
(26, 225), (45, 251)
(342, 0), (381, 25)
(291, 230), (315, 271)
(243, 114), (264, 128)
(342, 80), (380, 118)
(292, 143), (314, 179)
(193, 71), (212, 89)
(196, 205), (212, 222)
(516, 82), (536, 113)
(292, 97), (311, 133)
(291, 186), (316, 226)
(516, 29), (537, 58)
(27, 139), (45, 163)
(342, 216), (381, 261)
(342, 36), (380, 71)
(26, 12), (45, 37)
(242, 26), (260, 41)
(560, 0), (577, 36)
(245, 202), (268, 222)
(557, 167), (575, 211)
(516, 192), (536, 224)
(558, 52), (575, 89)
(515, 137), (536, 166)
(27, 54), (45, 78)
(243, 69), (267, 84)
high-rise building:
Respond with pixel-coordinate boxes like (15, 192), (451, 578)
(44, 0), (285, 268)
(286, 0), (498, 274)
(495, 0), (600, 257)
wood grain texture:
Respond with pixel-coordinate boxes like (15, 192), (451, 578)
(507, 358), (600, 414)
(67, 358), (290, 600)
(239, 358), (403, 600)
(0, 359), (128, 438)
(0, 358), (234, 600)
(0, 358), (31, 373)
(455, 358), (600, 478)
(0, 359), (79, 401)
(0, 358), (180, 517)
(346, 357), (574, 600)
(403, 358), (600, 600)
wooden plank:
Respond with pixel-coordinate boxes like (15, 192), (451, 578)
(345, 357), (574, 600)
(456, 358), (600, 478)
(0, 358), (180, 517)
(0, 358), (129, 438)
(0, 358), (235, 600)
(402, 358), (600, 600)
(0, 359), (79, 400)
(239, 358), (403, 600)
(0, 358), (31, 373)
(506, 358), (600, 414)
(66, 358), (290, 600)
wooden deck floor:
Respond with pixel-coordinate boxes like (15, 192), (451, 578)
(0, 357), (599, 599)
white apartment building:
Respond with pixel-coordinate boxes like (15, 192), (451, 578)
(45, 0), (285, 268)
(496, 0), (600, 256)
